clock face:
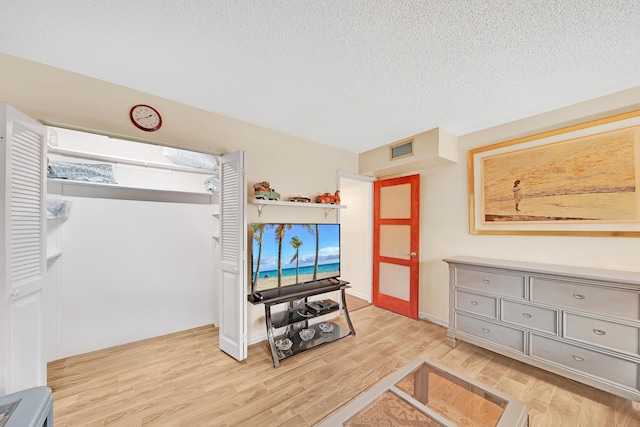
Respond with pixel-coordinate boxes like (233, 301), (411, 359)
(130, 104), (162, 131)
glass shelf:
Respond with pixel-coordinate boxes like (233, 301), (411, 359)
(271, 304), (339, 329)
(250, 280), (356, 367)
(274, 322), (349, 361)
(318, 357), (528, 426)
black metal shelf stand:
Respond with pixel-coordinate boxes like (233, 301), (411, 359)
(248, 278), (356, 367)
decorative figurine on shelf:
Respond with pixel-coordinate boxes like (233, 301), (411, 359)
(253, 181), (271, 192)
(204, 176), (220, 194)
(253, 181), (281, 200)
(315, 190), (340, 204)
(288, 196), (311, 203)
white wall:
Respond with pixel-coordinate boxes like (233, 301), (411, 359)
(1, 54), (360, 353)
(47, 197), (215, 359)
(339, 174), (373, 302)
(417, 87), (640, 324)
(19, 54), (639, 355)
(44, 129), (217, 359)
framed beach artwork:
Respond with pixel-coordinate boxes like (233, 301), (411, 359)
(469, 109), (640, 237)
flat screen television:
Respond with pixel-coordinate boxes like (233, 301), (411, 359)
(251, 223), (340, 293)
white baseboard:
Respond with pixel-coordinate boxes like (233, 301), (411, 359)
(249, 333), (268, 346)
(418, 312), (448, 328)
(345, 289), (371, 303)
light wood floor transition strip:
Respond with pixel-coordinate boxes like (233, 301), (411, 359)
(48, 305), (640, 426)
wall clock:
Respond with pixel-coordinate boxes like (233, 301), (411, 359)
(130, 104), (162, 131)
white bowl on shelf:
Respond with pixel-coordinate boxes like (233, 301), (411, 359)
(275, 338), (293, 350)
(299, 328), (316, 341)
(318, 322), (335, 333)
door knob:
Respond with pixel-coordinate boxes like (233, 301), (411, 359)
(11, 289), (20, 297)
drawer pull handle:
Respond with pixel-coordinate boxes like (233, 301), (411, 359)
(572, 355), (585, 362)
(483, 279), (490, 284)
(522, 313), (532, 318)
(573, 294), (585, 300)
(593, 329), (606, 336)
(470, 301), (479, 305)
(482, 328), (490, 333)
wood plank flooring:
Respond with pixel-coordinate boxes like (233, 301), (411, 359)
(344, 293), (370, 311)
(48, 305), (640, 426)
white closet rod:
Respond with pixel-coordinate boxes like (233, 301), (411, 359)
(47, 144), (217, 175)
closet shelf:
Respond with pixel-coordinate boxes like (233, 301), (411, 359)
(47, 250), (62, 261)
(248, 198), (346, 218)
(47, 144), (216, 175)
(48, 178), (216, 205)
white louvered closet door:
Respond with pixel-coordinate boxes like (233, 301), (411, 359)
(218, 151), (247, 361)
(0, 104), (47, 394)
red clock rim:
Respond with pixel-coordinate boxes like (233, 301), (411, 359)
(130, 104), (162, 132)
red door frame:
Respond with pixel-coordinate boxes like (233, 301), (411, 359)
(372, 174), (420, 319)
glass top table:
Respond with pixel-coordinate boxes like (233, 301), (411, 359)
(318, 357), (528, 427)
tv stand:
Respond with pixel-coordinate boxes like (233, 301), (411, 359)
(248, 279), (356, 367)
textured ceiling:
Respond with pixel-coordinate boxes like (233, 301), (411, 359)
(2, 1), (640, 153)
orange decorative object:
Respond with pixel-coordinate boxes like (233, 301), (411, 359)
(315, 190), (340, 204)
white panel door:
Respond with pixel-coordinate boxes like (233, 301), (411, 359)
(218, 151), (247, 360)
(0, 104), (47, 394)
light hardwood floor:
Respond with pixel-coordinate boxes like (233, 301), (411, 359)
(344, 293), (370, 312)
(48, 305), (640, 426)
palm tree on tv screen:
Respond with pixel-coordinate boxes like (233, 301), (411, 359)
(275, 223), (292, 288)
(298, 224), (316, 280)
(313, 224), (319, 280)
(252, 223), (269, 287)
(289, 236), (303, 283)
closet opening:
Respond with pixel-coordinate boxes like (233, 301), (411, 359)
(44, 126), (221, 361)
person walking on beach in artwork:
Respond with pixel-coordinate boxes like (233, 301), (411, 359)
(513, 179), (523, 212)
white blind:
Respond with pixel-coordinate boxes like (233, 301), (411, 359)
(221, 162), (239, 263)
(10, 122), (43, 283)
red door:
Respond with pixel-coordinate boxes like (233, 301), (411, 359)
(372, 174), (420, 319)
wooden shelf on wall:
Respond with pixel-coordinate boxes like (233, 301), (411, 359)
(248, 198), (346, 217)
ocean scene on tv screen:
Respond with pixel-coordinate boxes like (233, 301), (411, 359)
(252, 223), (340, 291)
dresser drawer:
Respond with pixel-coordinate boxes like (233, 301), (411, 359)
(530, 334), (639, 390)
(455, 290), (497, 319)
(502, 300), (558, 334)
(530, 277), (640, 320)
(456, 267), (526, 299)
(564, 312), (640, 357)
(456, 313), (525, 352)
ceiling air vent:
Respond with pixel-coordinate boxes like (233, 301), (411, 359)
(390, 139), (414, 160)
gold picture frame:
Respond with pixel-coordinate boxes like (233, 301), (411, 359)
(469, 110), (640, 237)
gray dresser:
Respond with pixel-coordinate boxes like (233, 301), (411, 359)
(444, 256), (640, 402)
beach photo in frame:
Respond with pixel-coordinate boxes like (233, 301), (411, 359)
(469, 110), (640, 237)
